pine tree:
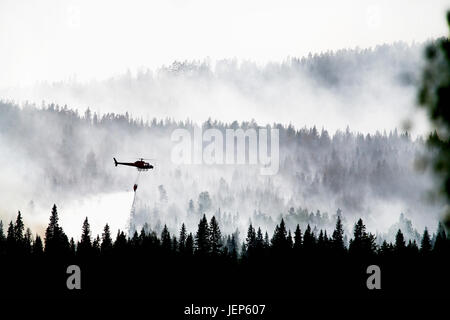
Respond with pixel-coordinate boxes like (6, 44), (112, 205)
(69, 237), (76, 255)
(209, 216), (222, 256)
(33, 235), (43, 255)
(195, 214), (211, 255)
(24, 228), (32, 255)
(271, 218), (288, 251)
(420, 227), (432, 254)
(14, 211), (24, 245)
(433, 222), (447, 253)
(93, 235), (101, 254)
(0, 221), (4, 242)
(170, 236), (177, 252)
(293, 224), (302, 250)
(0, 221), (5, 255)
(185, 233), (194, 256)
(246, 224), (256, 254)
(179, 223), (187, 253)
(78, 217), (92, 257)
(264, 231), (270, 249)
(407, 240), (419, 255)
(6, 221), (15, 254)
(44, 204), (69, 256)
(379, 240), (392, 256)
(101, 224), (113, 253)
(161, 224), (172, 252)
(114, 230), (128, 253)
(256, 227), (264, 251)
(349, 219), (377, 256)
(303, 224), (316, 252)
(395, 229), (406, 253)
(332, 215), (345, 252)
(318, 230), (325, 250)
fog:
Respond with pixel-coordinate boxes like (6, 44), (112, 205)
(1, 39), (448, 243)
(1, 42), (431, 135)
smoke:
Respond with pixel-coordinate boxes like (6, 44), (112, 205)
(0, 42), (444, 241)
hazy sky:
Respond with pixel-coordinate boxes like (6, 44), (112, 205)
(0, 0), (448, 87)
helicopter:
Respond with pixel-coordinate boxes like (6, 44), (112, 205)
(113, 157), (154, 171)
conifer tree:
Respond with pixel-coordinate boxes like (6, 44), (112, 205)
(78, 217), (92, 256)
(332, 215), (345, 252)
(114, 230), (128, 253)
(93, 235), (101, 254)
(256, 227), (264, 251)
(293, 224), (302, 250)
(24, 228), (32, 255)
(420, 227), (432, 254)
(33, 235), (43, 255)
(0, 221), (5, 255)
(69, 237), (76, 255)
(433, 222), (448, 253)
(349, 219), (377, 256)
(179, 223), (187, 253)
(161, 224), (172, 252)
(14, 212), (24, 245)
(185, 232), (194, 256)
(44, 204), (69, 256)
(246, 224), (256, 253)
(101, 224), (113, 253)
(271, 219), (288, 251)
(394, 229), (406, 253)
(264, 231), (270, 249)
(209, 216), (222, 255)
(171, 236), (178, 252)
(302, 224), (316, 252)
(195, 214), (211, 255)
(6, 221), (15, 254)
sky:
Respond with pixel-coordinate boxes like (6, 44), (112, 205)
(0, 0), (449, 87)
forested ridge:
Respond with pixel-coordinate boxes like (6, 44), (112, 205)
(0, 100), (440, 239)
(0, 206), (448, 299)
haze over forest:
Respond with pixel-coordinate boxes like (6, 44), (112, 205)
(0, 41), (446, 244)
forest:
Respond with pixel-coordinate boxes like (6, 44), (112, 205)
(0, 205), (448, 299)
(0, 99), (442, 244)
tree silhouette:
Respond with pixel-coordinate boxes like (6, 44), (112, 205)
(420, 227), (432, 254)
(14, 212), (24, 246)
(44, 204), (69, 256)
(195, 214), (211, 256)
(114, 230), (128, 253)
(349, 219), (376, 256)
(179, 223), (187, 253)
(245, 224), (256, 256)
(101, 224), (113, 253)
(332, 215), (345, 252)
(0, 221), (5, 255)
(433, 222), (448, 253)
(78, 217), (92, 257)
(161, 224), (172, 252)
(185, 232), (194, 256)
(6, 221), (15, 255)
(302, 224), (316, 252)
(33, 235), (43, 255)
(271, 218), (288, 251)
(209, 216), (222, 256)
(394, 229), (406, 254)
(293, 224), (302, 251)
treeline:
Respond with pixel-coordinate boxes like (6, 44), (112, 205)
(1, 205), (449, 299)
(1, 205), (448, 260)
(0, 99), (434, 227)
